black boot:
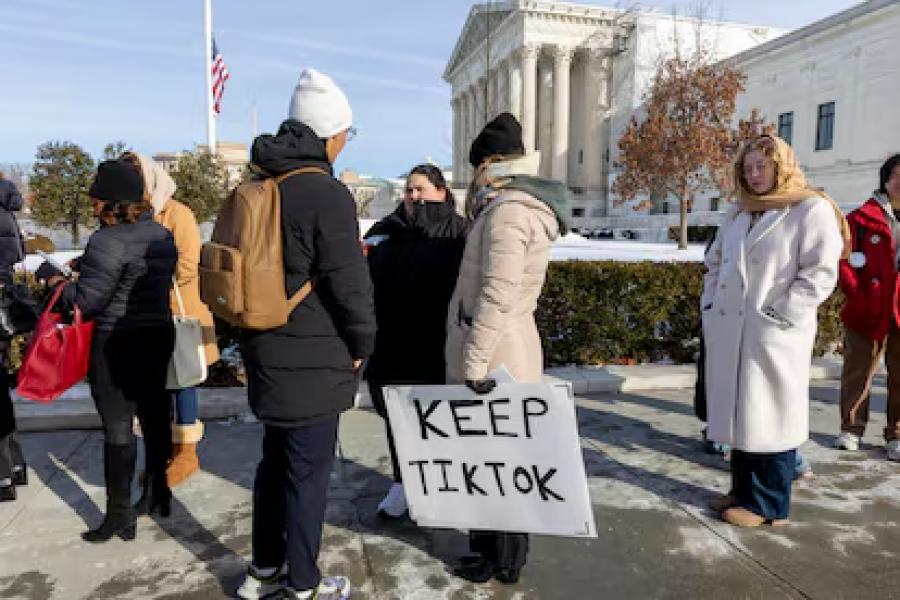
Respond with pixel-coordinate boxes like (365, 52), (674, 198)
(134, 472), (171, 517)
(82, 442), (137, 543)
(453, 556), (498, 583)
(0, 484), (14, 502)
(12, 465), (26, 487)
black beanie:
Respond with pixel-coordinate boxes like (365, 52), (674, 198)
(469, 112), (525, 168)
(88, 160), (144, 204)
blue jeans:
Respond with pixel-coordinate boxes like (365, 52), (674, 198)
(173, 387), (199, 425)
(731, 449), (795, 520)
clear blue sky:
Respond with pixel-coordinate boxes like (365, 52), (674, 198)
(0, 0), (861, 177)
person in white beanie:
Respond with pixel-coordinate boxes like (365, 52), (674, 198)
(237, 69), (374, 600)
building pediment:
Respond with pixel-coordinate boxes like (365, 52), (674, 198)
(444, 3), (516, 82)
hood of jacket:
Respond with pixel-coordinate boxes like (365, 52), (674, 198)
(133, 153), (176, 214)
(496, 175), (570, 236)
(251, 119), (334, 177)
(0, 179), (23, 212)
(369, 199), (462, 239)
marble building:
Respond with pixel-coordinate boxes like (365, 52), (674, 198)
(728, 0), (900, 211)
(444, 1), (781, 228)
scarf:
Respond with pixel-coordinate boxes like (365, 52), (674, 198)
(133, 153), (177, 214)
(466, 152), (541, 221)
(735, 135), (851, 258)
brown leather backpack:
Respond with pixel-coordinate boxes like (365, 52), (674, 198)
(199, 167), (326, 329)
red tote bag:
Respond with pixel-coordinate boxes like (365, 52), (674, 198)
(17, 284), (94, 403)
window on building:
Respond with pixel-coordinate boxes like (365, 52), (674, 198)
(777, 112), (794, 146)
(661, 201), (669, 214)
(710, 197), (720, 212)
(572, 207), (585, 218)
(815, 102), (835, 151)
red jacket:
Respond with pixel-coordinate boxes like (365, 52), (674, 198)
(839, 197), (900, 340)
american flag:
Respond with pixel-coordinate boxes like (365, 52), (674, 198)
(211, 38), (229, 115)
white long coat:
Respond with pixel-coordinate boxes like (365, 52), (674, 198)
(701, 197), (842, 453)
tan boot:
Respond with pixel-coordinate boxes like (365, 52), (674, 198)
(166, 422), (203, 487)
(723, 506), (789, 528)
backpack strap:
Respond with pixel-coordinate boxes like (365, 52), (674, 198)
(273, 166), (329, 184)
(287, 278), (316, 311)
(272, 166), (328, 311)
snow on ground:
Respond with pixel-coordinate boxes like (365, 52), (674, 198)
(17, 227), (703, 273)
(551, 233), (705, 262)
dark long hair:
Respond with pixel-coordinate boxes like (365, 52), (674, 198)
(880, 154), (900, 194)
(407, 164), (456, 208)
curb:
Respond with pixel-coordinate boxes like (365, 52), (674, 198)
(12, 359), (846, 432)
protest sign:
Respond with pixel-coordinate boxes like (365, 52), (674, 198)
(383, 378), (596, 538)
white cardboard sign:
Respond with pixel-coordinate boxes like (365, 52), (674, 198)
(383, 378), (597, 538)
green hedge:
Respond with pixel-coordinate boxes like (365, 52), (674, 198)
(536, 261), (844, 366)
(10, 262), (844, 374)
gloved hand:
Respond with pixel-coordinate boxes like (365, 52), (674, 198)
(465, 378), (497, 395)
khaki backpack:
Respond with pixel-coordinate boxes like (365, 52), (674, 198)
(199, 167), (326, 330)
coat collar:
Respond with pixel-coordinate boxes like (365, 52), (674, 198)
(745, 206), (791, 253)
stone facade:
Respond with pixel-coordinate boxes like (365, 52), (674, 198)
(728, 0), (900, 211)
(444, 1), (781, 230)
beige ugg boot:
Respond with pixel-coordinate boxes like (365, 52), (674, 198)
(166, 422), (204, 487)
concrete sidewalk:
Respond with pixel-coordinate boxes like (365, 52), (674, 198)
(12, 358), (848, 432)
(1, 377), (899, 599)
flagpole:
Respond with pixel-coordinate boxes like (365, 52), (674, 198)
(204, 0), (216, 154)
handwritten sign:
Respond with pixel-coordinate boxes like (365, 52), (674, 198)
(383, 380), (596, 538)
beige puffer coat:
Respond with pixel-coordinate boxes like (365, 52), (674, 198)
(445, 189), (560, 384)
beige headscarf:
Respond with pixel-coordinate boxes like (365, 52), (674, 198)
(734, 135), (851, 258)
(131, 153), (177, 214)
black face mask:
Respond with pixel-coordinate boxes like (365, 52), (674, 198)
(409, 200), (451, 228)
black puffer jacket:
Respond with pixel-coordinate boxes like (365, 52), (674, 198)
(0, 179), (24, 272)
(62, 212), (176, 331)
(242, 119), (376, 427)
(365, 202), (467, 384)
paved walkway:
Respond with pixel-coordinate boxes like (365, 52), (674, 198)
(1, 378), (898, 599)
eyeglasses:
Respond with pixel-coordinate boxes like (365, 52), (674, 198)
(346, 126), (357, 142)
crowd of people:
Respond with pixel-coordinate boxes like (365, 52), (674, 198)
(0, 66), (898, 597)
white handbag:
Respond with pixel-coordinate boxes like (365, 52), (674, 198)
(166, 279), (208, 389)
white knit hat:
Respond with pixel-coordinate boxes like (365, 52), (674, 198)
(287, 68), (353, 139)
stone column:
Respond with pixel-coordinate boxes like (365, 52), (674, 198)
(521, 44), (539, 154)
(451, 96), (461, 186)
(551, 45), (573, 184)
(508, 53), (523, 122)
(582, 48), (609, 206)
(537, 58), (554, 177)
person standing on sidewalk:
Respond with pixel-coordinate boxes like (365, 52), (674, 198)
(364, 164), (467, 519)
(445, 113), (568, 584)
(121, 152), (219, 486)
(835, 154), (900, 461)
(0, 171), (25, 502)
(236, 69), (374, 600)
(49, 160), (177, 542)
(702, 135), (846, 528)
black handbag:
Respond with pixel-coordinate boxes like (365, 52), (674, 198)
(0, 281), (39, 339)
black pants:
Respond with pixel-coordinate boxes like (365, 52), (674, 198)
(0, 347), (23, 481)
(89, 326), (174, 477)
(470, 530), (529, 574)
(252, 416), (339, 591)
(368, 380), (401, 483)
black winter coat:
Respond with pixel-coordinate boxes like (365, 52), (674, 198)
(0, 179), (24, 272)
(365, 202), (467, 384)
(62, 212), (176, 331)
(242, 120), (376, 427)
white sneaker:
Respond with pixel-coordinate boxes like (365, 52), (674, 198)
(376, 483), (407, 518)
(887, 440), (900, 461)
(834, 431), (861, 451)
(284, 576), (351, 599)
(237, 563), (287, 599)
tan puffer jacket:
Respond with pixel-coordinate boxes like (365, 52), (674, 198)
(445, 189), (559, 384)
